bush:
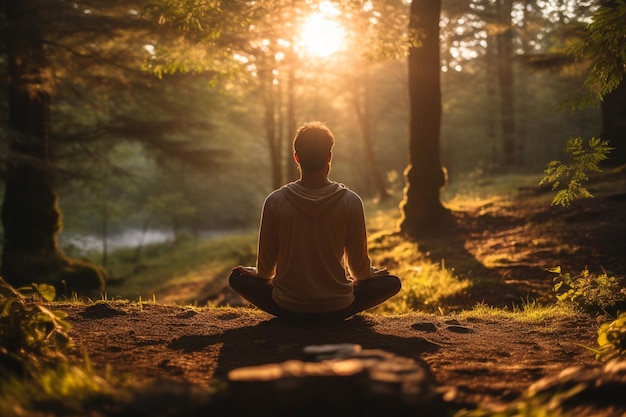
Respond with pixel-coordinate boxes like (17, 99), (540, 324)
(551, 267), (626, 316)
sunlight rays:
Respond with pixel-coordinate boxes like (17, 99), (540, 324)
(297, 3), (346, 58)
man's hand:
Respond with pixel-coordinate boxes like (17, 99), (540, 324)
(232, 265), (258, 276)
(369, 267), (389, 277)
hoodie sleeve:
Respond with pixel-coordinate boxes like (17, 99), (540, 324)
(256, 193), (279, 279)
(344, 191), (373, 280)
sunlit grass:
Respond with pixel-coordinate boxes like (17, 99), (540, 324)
(458, 299), (579, 324)
(368, 233), (472, 314)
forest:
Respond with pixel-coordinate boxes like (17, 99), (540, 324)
(0, 0), (625, 416)
(0, 0), (608, 281)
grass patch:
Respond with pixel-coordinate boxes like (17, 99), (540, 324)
(458, 299), (579, 324)
(369, 233), (472, 314)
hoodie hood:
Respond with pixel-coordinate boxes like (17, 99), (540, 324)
(281, 181), (348, 219)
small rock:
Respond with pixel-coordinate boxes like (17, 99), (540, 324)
(176, 309), (198, 319)
(80, 302), (126, 319)
(411, 322), (438, 333)
(447, 325), (474, 334)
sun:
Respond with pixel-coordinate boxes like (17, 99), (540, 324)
(298, 11), (346, 58)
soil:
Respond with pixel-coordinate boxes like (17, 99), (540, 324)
(61, 170), (626, 414)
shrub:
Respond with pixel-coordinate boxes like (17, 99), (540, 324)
(551, 267), (626, 316)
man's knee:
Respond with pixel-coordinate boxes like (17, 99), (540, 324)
(228, 272), (246, 292)
(371, 274), (402, 296)
(387, 275), (402, 295)
(229, 272), (272, 294)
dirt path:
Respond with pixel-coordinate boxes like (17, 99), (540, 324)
(63, 302), (599, 410)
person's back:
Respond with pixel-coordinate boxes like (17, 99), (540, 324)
(258, 181), (371, 312)
(229, 121), (401, 320)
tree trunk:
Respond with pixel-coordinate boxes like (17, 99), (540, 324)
(261, 71), (282, 190)
(1, 0), (106, 296)
(601, 80), (626, 167)
(285, 64), (299, 183)
(351, 67), (390, 201)
(399, 0), (449, 237)
(496, 0), (516, 166)
(485, 32), (499, 168)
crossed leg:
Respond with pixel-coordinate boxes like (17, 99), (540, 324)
(229, 271), (401, 321)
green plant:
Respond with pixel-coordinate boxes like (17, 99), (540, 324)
(0, 278), (114, 416)
(551, 267), (625, 316)
(595, 312), (626, 362)
(539, 137), (613, 207)
(17, 282), (58, 302)
(567, 0), (626, 109)
(0, 278), (72, 375)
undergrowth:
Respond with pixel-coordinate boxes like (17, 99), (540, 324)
(550, 266), (626, 316)
(0, 278), (112, 416)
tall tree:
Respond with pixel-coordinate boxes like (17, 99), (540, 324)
(2, 0), (107, 294)
(0, 0), (251, 294)
(399, 0), (449, 236)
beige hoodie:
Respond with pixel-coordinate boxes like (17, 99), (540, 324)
(256, 181), (373, 313)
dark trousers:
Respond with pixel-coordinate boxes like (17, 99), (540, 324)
(229, 271), (401, 321)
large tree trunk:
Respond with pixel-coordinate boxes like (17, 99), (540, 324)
(2, 0), (106, 296)
(399, 0), (449, 236)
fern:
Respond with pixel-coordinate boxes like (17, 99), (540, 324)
(539, 137), (613, 207)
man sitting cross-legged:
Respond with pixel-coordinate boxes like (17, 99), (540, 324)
(229, 121), (401, 321)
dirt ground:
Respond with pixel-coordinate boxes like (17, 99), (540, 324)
(61, 171), (626, 413)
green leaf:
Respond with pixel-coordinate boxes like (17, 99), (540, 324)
(539, 137), (613, 207)
(33, 283), (57, 302)
(546, 266), (562, 274)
